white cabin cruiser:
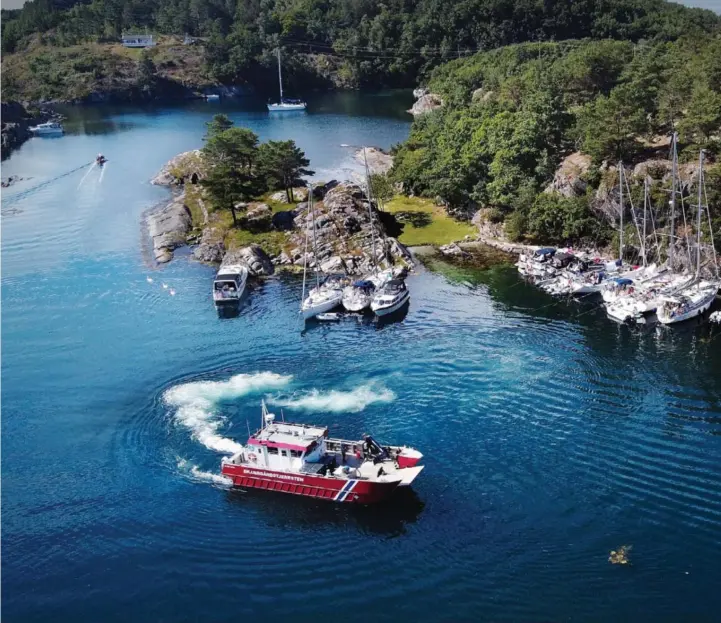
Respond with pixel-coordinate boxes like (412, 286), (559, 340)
(29, 121), (64, 135)
(371, 279), (410, 316)
(213, 264), (248, 306)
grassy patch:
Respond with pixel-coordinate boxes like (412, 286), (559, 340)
(183, 184), (205, 226)
(384, 196), (476, 246)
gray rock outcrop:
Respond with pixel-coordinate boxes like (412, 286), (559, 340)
(221, 244), (274, 276)
(408, 93), (443, 116)
(354, 147), (393, 174)
(192, 226), (225, 263)
(147, 194), (193, 263)
(544, 152), (592, 198)
(287, 183), (413, 275)
(151, 150), (204, 186)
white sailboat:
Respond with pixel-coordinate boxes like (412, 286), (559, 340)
(267, 49), (306, 112)
(300, 185), (345, 321)
(658, 148), (720, 325)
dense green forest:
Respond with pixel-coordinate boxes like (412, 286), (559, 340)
(3, 0), (721, 92)
(390, 35), (721, 246)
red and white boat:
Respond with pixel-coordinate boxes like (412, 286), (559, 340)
(221, 403), (424, 504)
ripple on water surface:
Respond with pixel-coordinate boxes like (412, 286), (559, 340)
(3, 102), (721, 622)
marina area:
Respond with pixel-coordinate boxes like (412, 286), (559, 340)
(3, 97), (721, 623)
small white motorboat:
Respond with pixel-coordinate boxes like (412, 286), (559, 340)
(213, 264), (248, 306)
(316, 312), (343, 321)
(371, 279), (410, 316)
(205, 94), (220, 101)
(29, 121), (64, 136)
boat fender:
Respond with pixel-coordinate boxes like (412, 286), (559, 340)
(248, 453), (258, 462)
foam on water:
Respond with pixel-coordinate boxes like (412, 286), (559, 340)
(176, 458), (233, 487)
(269, 383), (396, 413)
(164, 372), (293, 453)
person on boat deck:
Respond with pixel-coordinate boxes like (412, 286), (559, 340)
(341, 443), (347, 464)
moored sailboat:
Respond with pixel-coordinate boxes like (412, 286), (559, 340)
(267, 49), (307, 111)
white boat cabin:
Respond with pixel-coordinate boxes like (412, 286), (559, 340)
(213, 264), (247, 304)
(246, 420), (330, 471)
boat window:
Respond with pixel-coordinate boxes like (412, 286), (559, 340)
(290, 450), (301, 458)
(267, 447), (278, 455)
(281, 449), (289, 457)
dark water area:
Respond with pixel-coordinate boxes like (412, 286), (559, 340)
(3, 93), (721, 622)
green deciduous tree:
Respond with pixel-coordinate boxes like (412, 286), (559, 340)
(257, 140), (314, 202)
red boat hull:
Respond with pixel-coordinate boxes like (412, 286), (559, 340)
(221, 464), (401, 504)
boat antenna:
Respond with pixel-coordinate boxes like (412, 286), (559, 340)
(618, 161), (624, 262)
(277, 48), (283, 102)
(309, 184), (320, 288)
(363, 147), (378, 269)
(669, 132), (678, 270)
(695, 149), (705, 279)
(247, 419), (251, 438)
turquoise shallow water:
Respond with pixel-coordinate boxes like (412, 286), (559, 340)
(3, 94), (721, 622)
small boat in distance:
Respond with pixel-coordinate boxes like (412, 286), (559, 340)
(96, 153), (108, 166)
(29, 121), (64, 136)
(371, 279), (410, 316)
(205, 94), (220, 102)
(221, 402), (424, 504)
(267, 48), (306, 111)
(213, 264), (248, 307)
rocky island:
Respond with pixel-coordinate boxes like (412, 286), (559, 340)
(147, 131), (413, 280)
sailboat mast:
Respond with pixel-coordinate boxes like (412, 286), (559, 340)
(643, 177), (648, 267)
(363, 147), (378, 268)
(300, 186), (311, 310)
(670, 132), (678, 270)
(309, 184), (320, 288)
(695, 150), (704, 278)
(618, 162), (624, 261)
(277, 48), (283, 101)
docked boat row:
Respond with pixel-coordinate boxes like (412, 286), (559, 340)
(517, 139), (720, 326)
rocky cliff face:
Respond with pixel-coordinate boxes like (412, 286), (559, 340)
(283, 183), (413, 275)
(147, 193), (193, 263)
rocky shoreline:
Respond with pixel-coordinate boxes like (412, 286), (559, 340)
(1, 101), (61, 160)
(147, 152), (416, 279)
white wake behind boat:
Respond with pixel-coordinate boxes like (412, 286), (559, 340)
(371, 279), (410, 316)
(29, 121), (64, 135)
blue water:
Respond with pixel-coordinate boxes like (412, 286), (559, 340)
(3, 94), (721, 622)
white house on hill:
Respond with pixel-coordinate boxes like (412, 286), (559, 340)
(121, 34), (155, 48)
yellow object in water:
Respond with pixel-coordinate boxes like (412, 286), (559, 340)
(609, 545), (632, 565)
